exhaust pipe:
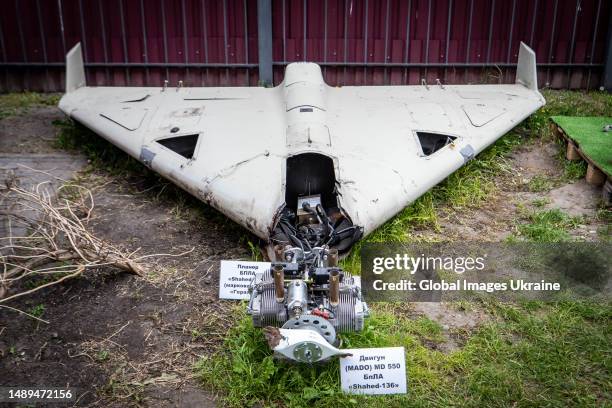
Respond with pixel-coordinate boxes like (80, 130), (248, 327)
(273, 264), (285, 303)
(329, 269), (340, 307)
(327, 248), (338, 267)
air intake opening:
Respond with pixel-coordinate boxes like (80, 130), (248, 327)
(271, 153), (362, 254)
(416, 132), (457, 156)
(285, 153), (337, 210)
(156, 134), (199, 159)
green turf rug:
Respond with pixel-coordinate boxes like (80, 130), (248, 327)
(551, 116), (612, 176)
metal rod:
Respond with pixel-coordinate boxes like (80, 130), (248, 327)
(465, 0), (473, 63)
(323, 0), (328, 64)
(15, 0), (28, 89)
(36, 0), (48, 63)
(36, 0), (49, 90)
(445, 0), (452, 65)
(567, 0), (580, 89)
(546, 0), (559, 86)
(161, 0), (169, 80)
(1, 62), (599, 69)
(244, 0), (249, 85)
(383, 0), (390, 84)
(257, 0), (273, 86)
(271, 62), (600, 68)
(181, 0), (189, 82)
(364, 0), (368, 80)
(78, 0), (88, 62)
(98, 0), (110, 83)
(323, 0), (328, 79)
(140, 0), (150, 84)
(201, 0), (209, 85)
(424, 0), (431, 80)
(529, 0), (538, 47)
(506, 0), (516, 63)
(403, 0), (411, 84)
(444, 0), (453, 82)
(119, 0), (130, 84)
(202, 0), (209, 63)
(343, 0), (349, 84)
(486, 0), (495, 63)
(425, 0), (431, 64)
(223, 0), (229, 83)
(15, 0), (26, 62)
(57, 0), (66, 56)
(586, 0), (602, 90)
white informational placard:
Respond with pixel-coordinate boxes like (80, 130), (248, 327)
(218, 260), (270, 300)
(339, 347), (407, 395)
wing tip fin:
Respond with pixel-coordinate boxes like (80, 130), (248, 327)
(516, 42), (538, 91)
(66, 43), (86, 93)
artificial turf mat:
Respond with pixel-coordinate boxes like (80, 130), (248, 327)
(551, 116), (612, 176)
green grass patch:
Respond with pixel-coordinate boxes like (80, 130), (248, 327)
(0, 92), (60, 119)
(28, 304), (45, 318)
(196, 301), (611, 407)
(551, 116), (612, 176)
(563, 159), (588, 181)
(531, 197), (550, 208)
(513, 209), (582, 242)
(526, 175), (554, 192)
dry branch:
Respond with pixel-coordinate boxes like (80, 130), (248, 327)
(0, 181), (147, 305)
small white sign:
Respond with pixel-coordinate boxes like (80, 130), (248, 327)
(339, 347), (407, 395)
(218, 260), (270, 300)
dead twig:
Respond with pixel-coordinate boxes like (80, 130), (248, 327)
(0, 181), (180, 309)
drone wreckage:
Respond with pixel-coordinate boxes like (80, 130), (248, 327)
(59, 42), (544, 363)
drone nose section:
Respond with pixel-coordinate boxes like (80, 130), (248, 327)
(283, 62), (325, 87)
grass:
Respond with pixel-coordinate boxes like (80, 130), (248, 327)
(27, 304), (45, 318)
(196, 300), (611, 407)
(527, 174), (554, 192)
(0, 92), (60, 119)
(513, 209), (583, 242)
(551, 116), (612, 176)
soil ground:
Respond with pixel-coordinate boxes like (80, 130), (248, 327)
(0, 103), (608, 406)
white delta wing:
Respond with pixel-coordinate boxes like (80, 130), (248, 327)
(59, 42), (544, 253)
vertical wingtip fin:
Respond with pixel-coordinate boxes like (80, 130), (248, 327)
(66, 43), (85, 93)
(516, 42), (538, 91)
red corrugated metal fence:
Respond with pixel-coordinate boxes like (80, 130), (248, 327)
(0, 0), (609, 91)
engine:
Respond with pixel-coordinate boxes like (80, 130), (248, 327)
(247, 195), (369, 363)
